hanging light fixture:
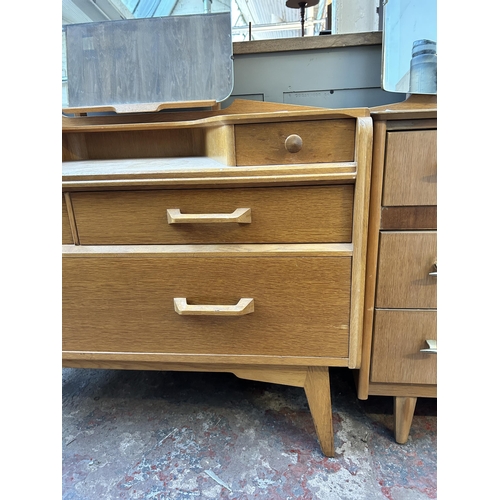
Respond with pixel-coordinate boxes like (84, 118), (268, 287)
(285, 0), (320, 37)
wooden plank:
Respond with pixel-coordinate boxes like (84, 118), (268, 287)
(233, 31), (382, 55)
(376, 232), (437, 309)
(62, 243), (353, 258)
(61, 106), (370, 133)
(63, 193), (80, 245)
(370, 310), (437, 385)
(357, 119), (386, 397)
(234, 119), (356, 165)
(62, 354), (351, 368)
(370, 95), (437, 121)
(380, 206), (437, 230)
(62, 159), (357, 190)
(70, 185), (354, 245)
(383, 130), (437, 206)
(62, 254), (351, 358)
(348, 116), (373, 368)
(360, 382), (436, 398)
(62, 195), (74, 244)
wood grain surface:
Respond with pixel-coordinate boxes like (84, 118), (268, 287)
(370, 310), (437, 385)
(383, 130), (437, 206)
(63, 253), (351, 359)
(234, 120), (356, 165)
(62, 195), (73, 244)
(70, 185), (354, 245)
(376, 231), (437, 309)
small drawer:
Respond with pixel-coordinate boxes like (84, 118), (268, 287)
(71, 185), (354, 245)
(376, 231), (436, 309)
(62, 252), (351, 359)
(370, 310), (437, 385)
(234, 120), (356, 166)
(62, 195), (73, 244)
(382, 130), (437, 206)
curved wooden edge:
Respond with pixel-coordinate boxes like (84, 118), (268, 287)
(62, 100), (370, 132)
(62, 100), (218, 115)
(370, 95), (437, 120)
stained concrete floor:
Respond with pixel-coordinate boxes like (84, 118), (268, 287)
(62, 367), (437, 499)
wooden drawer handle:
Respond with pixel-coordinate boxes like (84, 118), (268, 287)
(167, 208), (251, 224)
(284, 134), (303, 153)
(420, 339), (437, 354)
(174, 298), (254, 316)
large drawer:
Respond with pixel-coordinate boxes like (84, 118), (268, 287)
(62, 251), (351, 358)
(62, 195), (73, 244)
(376, 231), (437, 309)
(71, 185), (354, 245)
(234, 120), (356, 166)
(382, 130), (437, 206)
(370, 310), (437, 385)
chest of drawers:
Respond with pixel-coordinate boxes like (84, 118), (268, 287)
(62, 100), (373, 456)
(357, 96), (437, 444)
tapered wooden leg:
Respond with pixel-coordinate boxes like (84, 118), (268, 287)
(304, 366), (334, 457)
(394, 396), (417, 444)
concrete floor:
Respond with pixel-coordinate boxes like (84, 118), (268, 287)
(62, 367), (437, 499)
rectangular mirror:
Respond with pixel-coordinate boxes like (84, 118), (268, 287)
(63, 2), (233, 112)
(382, 0), (437, 94)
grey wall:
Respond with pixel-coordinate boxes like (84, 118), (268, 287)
(226, 44), (406, 109)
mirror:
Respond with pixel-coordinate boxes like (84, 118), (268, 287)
(62, 1), (233, 111)
(382, 0), (437, 94)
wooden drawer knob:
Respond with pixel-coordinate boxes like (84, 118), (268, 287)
(285, 134), (303, 153)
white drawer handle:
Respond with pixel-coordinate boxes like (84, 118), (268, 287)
(167, 208), (251, 224)
(174, 298), (254, 316)
(429, 262), (437, 277)
(420, 339), (437, 354)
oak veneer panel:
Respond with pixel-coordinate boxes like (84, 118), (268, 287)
(379, 206), (437, 230)
(382, 130), (437, 206)
(81, 128), (206, 161)
(63, 254), (351, 358)
(63, 133), (89, 161)
(71, 185), (354, 245)
(234, 120), (356, 165)
(370, 310), (437, 385)
(376, 231), (437, 309)
(62, 196), (73, 244)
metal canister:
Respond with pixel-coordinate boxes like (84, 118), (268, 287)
(409, 39), (437, 94)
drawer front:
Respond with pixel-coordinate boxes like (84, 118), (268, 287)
(62, 195), (73, 244)
(71, 186), (354, 245)
(370, 310), (437, 385)
(234, 120), (356, 166)
(376, 231), (436, 309)
(62, 254), (351, 358)
(382, 130), (437, 206)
